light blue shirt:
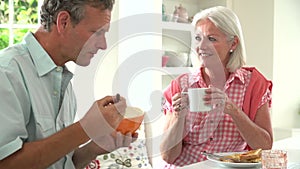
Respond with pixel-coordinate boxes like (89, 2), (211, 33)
(0, 32), (77, 169)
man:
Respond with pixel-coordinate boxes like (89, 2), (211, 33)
(0, 0), (136, 168)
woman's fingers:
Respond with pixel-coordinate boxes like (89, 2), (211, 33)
(203, 87), (227, 106)
(172, 93), (182, 109)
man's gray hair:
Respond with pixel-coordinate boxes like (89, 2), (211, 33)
(40, 0), (115, 31)
(192, 6), (246, 72)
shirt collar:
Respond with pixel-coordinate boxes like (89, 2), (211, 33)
(190, 68), (206, 87)
(190, 67), (246, 87)
(227, 68), (246, 84)
(24, 32), (56, 77)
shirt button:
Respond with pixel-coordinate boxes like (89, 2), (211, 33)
(56, 67), (62, 72)
(53, 91), (58, 96)
(210, 137), (213, 141)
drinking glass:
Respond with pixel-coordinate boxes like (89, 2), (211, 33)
(262, 150), (287, 169)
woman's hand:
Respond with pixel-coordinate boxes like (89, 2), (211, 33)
(172, 93), (182, 112)
(203, 87), (238, 115)
(161, 93), (189, 164)
(171, 92), (188, 118)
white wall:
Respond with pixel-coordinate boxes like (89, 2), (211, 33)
(118, 0), (161, 110)
(118, 1), (164, 167)
(231, 0), (274, 80)
(272, 0), (300, 129)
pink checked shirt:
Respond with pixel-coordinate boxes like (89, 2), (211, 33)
(162, 67), (272, 167)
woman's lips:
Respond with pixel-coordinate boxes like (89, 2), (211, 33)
(199, 53), (212, 57)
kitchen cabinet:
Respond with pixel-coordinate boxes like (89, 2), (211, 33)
(163, 0), (228, 19)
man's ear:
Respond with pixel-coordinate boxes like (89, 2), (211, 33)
(56, 11), (71, 33)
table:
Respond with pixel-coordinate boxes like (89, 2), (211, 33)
(177, 160), (259, 169)
(273, 136), (300, 163)
(176, 160), (300, 169)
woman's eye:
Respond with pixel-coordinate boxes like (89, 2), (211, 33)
(208, 37), (217, 42)
(195, 35), (201, 41)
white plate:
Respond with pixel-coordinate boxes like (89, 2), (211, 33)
(206, 152), (262, 168)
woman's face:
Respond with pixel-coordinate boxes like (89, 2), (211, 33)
(195, 18), (233, 67)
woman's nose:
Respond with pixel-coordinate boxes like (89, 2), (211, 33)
(196, 38), (209, 50)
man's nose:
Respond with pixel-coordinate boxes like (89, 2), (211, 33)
(95, 36), (107, 50)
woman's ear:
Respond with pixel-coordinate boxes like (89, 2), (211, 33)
(230, 36), (239, 51)
(56, 11), (71, 33)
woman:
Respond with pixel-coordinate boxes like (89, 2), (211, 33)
(160, 6), (273, 167)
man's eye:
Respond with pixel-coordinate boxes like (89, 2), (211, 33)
(95, 31), (101, 36)
(94, 30), (104, 36)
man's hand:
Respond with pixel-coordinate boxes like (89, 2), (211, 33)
(97, 94), (126, 129)
(79, 94), (127, 143)
(90, 132), (139, 154)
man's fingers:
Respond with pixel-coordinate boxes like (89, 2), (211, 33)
(123, 132), (133, 146)
(98, 95), (114, 107)
(101, 97), (126, 116)
(80, 102), (115, 145)
(131, 132), (139, 143)
(116, 132), (123, 148)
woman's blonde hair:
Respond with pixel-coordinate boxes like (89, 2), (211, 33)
(192, 6), (246, 72)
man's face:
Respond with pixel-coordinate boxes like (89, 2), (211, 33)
(67, 6), (111, 66)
